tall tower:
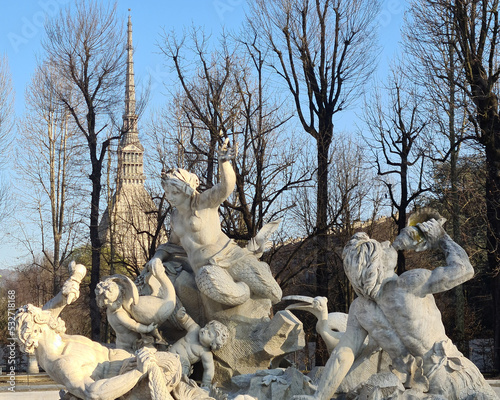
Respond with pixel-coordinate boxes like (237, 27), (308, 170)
(118, 14), (145, 189)
(99, 13), (166, 271)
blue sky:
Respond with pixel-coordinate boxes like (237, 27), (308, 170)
(0, 0), (406, 267)
(0, 0), (249, 115)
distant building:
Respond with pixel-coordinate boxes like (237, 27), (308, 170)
(99, 15), (166, 272)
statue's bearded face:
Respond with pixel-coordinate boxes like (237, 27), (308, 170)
(18, 321), (41, 354)
(14, 304), (66, 354)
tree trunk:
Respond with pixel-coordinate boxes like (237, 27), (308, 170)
(448, 61), (468, 355)
(473, 76), (500, 369)
(315, 132), (331, 366)
(89, 158), (103, 342)
(485, 146), (500, 370)
(397, 137), (409, 275)
(53, 241), (61, 296)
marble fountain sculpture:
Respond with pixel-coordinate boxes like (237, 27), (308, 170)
(13, 140), (498, 399)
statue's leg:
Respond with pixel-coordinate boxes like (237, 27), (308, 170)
(230, 259), (282, 304)
(195, 265), (250, 306)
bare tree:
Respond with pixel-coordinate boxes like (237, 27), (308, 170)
(159, 29), (241, 187)
(425, 0), (500, 369)
(328, 138), (385, 309)
(364, 68), (432, 274)
(404, 0), (474, 354)
(157, 28), (309, 240)
(275, 137), (384, 297)
(41, 1), (125, 340)
(248, 1), (379, 360)
(0, 55), (14, 225)
(16, 62), (85, 295)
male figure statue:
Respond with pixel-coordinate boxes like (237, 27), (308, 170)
(14, 262), (211, 400)
(296, 219), (497, 399)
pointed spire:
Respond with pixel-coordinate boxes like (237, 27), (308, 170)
(118, 11), (145, 189)
(125, 11), (136, 122)
(121, 11), (140, 144)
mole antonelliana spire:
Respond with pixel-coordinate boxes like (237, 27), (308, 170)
(118, 12), (145, 189)
(99, 12), (166, 269)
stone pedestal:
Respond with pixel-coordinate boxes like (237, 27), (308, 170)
(27, 354), (39, 374)
(211, 303), (305, 386)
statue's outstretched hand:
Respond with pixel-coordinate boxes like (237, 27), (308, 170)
(200, 382), (213, 392)
(218, 137), (238, 162)
(63, 261), (87, 304)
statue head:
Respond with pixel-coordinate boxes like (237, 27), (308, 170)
(96, 279), (122, 309)
(161, 168), (199, 197)
(14, 304), (66, 354)
(201, 320), (229, 351)
(342, 232), (397, 299)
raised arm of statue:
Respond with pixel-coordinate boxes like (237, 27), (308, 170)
(42, 261), (87, 318)
(175, 306), (199, 333)
(197, 138), (237, 210)
(396, 219), (474, 296)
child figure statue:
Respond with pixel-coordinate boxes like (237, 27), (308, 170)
(169, 307), (229, 388)
(96, 258), (176, 352)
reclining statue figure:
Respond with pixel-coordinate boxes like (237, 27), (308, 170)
(295, 219), (497, 399)
(14, 262), (213, 400)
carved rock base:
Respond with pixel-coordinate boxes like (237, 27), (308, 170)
(210, 302), (305, 386)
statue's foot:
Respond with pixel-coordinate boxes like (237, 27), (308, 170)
(196, 265), (250, 306)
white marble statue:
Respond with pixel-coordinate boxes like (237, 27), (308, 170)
(147, 138), (282, 307)
(138, 139), (302, 384)
(14, 263), (215, 400)
(283, 295), (348, 354)
(283, 294), (395, 395)
(169, 306), (229, 387)
(95, 258), (176, 351)
(295, 219), (497, 399)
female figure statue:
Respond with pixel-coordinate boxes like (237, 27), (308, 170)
(148, 139), (282, 307)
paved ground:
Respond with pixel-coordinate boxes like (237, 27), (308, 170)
(0, 390), (60, 399)
(1, 381), (500, 399)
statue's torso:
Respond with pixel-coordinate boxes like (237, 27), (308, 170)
(171, 206), (230, 269)
(354, 284), (448, 363)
